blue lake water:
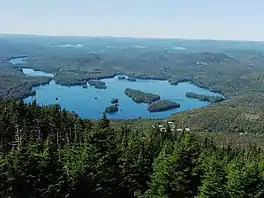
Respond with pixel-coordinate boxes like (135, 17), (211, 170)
(24, 77), (223, 119)
(8, 57), (54, 77)
(9, 57), (223, 119)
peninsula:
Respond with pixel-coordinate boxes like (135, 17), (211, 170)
(185, 92), (225, 103)
(88, 80), (107, 89)
(105, 105), (119, 113)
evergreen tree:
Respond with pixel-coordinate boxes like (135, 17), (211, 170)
(98, 112), (110, 129)
(198, 155), (227, 198)
(148, 133), (202, 198)
(0, 99), (264, 197)
(226, 160), (264, 198)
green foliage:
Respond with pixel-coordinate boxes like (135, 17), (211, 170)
(105, 105), (119, 113)
(170, 106), (264, 134)
(147, 100), (180, 112)
(125, 88), (160, 104)
(148, 134), (202, 197)
(226, 160), (264, 198)
(88, 80), (107, 89)
(3, 36), (264, 136)
(185, 92), (225, 103)
(1, 99), (264, 197)
(198, 155), (227, 198)
(0, 61), (51, 99)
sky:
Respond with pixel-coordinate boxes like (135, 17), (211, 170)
(1, 0), (264, 41)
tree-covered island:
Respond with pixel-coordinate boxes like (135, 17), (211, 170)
(88, 80), (107, 89)
(2, 99), (264, 197)
(185, 92), (225, 103)
(111, 98), (119, 104)
(125, 88), (160, 104)
(147, 100), (180, 112)
(118, 76), (126, 80)
(105, 105), (119, 113)
(127, 77), (136, 82)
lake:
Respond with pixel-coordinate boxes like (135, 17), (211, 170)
(24, 77), (223, 119)
(8, 57), (54, 77)
(9, 57), (223, 119)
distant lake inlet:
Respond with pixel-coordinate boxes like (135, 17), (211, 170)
(8, 57), (54, 77)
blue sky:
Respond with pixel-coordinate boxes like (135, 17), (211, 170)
(1, 0), (264, 40)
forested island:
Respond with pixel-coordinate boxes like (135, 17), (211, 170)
(1, 99), (264, 197)
(105, 104), (119, 113)
(185, 92), (225, 103)
(127, 77), (136, 82)
(147, 100), (180, 112)
(125, 88), (160, 104)
(88, 80), (107, 89)
(111, 98), (119, 104)
(55, 78), (87, 86)
(118, 76), (126, 80)
(125, 89), (181, 112)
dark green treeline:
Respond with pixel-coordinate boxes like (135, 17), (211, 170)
(0, 100), (264, 198)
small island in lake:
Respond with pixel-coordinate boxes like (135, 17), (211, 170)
(185, 92), (225, 103)
(125, 88), (160, 104)
(118, 76), (126, 80)
(88, 80), (107, 89)
(95, 85), (107, 89)
(147, 100), (180, 112)
(111, 98), (119, 104)
(105, 105), (119, 113)
(127, 77), (136, 82)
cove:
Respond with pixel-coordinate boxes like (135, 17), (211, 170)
(24, 76), (224, 119)
(8, 57), (54, 77)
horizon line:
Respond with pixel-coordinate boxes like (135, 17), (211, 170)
(1, 32), (264, 43)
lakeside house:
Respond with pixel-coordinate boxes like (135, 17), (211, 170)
(155, 121), (191, 133)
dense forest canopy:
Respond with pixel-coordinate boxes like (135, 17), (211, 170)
(1, 100), (264, 197)
(185, 92), (225, 103)
(125, 88), (161, 104)
(147, 100), (180, 112)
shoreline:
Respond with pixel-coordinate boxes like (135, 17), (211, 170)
(22, 74), (226, 100)
(6, 57), (226, 99)
(5, 56), (28, 62)
(20, 78), (53, 99)
(169, 78), (226, 98)
(20, 75), (226, 120)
